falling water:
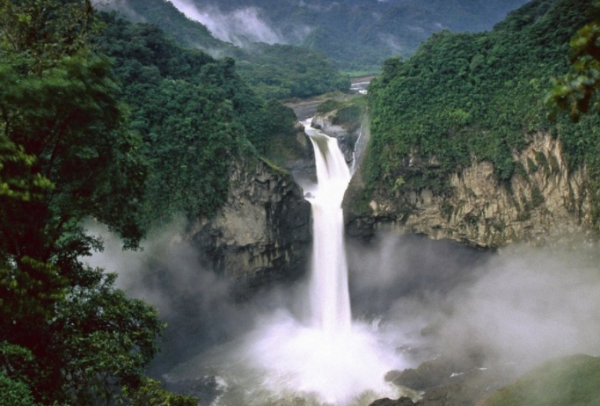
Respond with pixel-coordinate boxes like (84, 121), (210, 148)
(167, 119), (407, 406)
(305, 125), (352, 333)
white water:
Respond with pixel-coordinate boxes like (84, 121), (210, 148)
(167, 119), (407, 406)
(239, 120), (406, 404)
(238, 120), (406, 404)
(305, 125), (352, 333)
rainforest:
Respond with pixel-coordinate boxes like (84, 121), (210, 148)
(2, 0), (600, 406)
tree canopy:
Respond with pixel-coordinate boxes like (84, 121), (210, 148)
(365, 0), (600, 210)
(0, 1), (195, 404)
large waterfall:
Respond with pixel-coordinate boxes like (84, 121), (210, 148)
(166, 119), (406, 406)
(305, 126), (352, 333)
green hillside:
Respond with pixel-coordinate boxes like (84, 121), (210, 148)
(177, 0), (529, 72)
(365, 0), (600, 215)
(102, 0), (350, 99)
(98, 0), (233, 52)
(94, 12), (300, 227)
(481, 354), (600, 406)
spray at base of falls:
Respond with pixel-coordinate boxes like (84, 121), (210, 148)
(166, 119), (407, 406)
(241, 120), (406, 404)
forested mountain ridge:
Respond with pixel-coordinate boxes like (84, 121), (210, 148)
(100, 0), (350, 99)
(0, 1), (308, 404)
(113, 0), (529, 72)
(344, 0), (600, 247)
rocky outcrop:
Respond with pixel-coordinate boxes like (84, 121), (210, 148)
(190, 157), (311, 294)
(312, 111), (362, 165)
(345, 132), (596, 247)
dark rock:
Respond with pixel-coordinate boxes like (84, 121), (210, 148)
(388, 355), (484, 391)
(190, 158), (312, 297)
(370, 397), (416, 406)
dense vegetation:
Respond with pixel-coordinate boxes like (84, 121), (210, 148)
(235, 43), (349, 99)
(93, 12), (298, 227)
(173, 0), (529, 72)
(365, 0), (600, 214)
(0, 1), (298, 404)
(102, 0), (350, 99)
(481, 354), (600, 406)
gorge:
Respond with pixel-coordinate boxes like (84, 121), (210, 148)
(4, 0), (600, 405)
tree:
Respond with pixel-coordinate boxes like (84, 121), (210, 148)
(0, 1), (187, 404)
(547, 7), (600, 120)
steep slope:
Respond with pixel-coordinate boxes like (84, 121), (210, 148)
(165, 0), (529, 72)
(101, 0), (350, 99)
(94, 13), (312, 287)
(345, 0), (600, 247)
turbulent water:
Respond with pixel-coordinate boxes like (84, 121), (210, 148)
(305, 127), (352, 333)
(166, 119), (407, 406)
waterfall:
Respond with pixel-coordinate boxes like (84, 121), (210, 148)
(173, 119), (406, 406)
(305, 125), (352, 333)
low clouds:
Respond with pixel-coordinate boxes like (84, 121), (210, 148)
(168, 0), (284, 46)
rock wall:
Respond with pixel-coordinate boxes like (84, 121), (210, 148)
(312, 112), (362, 165)
(190, 157), (312, 294)
(345, 132), (595, 247)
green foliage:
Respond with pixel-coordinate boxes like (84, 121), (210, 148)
(234, 43), (350, 99)
(316, 99), (343, 115)
(547, 5), (600, 120)
(366, 0), (600, 200)
(94, 13), (278, 226)
(0, 2), (191, 405)
(0, 0), (97, 71)
(123, 378), (198, 406)
(481, 354), (600, 406)
(0, 372), (39, 406)
(255, 99), (300, 165)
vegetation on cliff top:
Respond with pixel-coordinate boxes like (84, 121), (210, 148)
(366, 0), (600, 210)
(101, 0), (350, 100)
(94, 12), (302, 227)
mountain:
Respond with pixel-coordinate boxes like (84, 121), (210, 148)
(343, 0), (600, 247)
(100, 0), (349, 98)
(172, 0), (529, 72)
(104, 0), (529, 73)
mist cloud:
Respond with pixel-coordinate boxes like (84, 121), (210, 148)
(168, 0), (285, 46)
(348, 232), (600, 372)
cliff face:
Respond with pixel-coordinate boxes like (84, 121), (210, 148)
(345, 132), (595, 247)
(190, 157), (312, 293)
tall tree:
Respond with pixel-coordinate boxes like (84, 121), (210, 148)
(0, 1), (194, 404)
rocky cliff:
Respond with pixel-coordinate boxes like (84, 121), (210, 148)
(345, 132), (597, 247)
(190, 157), (312, 294)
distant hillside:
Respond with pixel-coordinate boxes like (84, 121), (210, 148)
(100, 0), (349, 99)
(159, 0), (530, 72)
(365, 0), (599, 196)
(99, 0), (232, 52)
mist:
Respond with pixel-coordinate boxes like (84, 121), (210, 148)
(84, 220), (306, 376)
(167, 0), (285, 46)
(85, 218), (600, 403)
(348, 232), (600, 373)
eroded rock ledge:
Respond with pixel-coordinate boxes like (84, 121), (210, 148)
(190, 157), (311, 294)
(345, 132), (595, 247)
